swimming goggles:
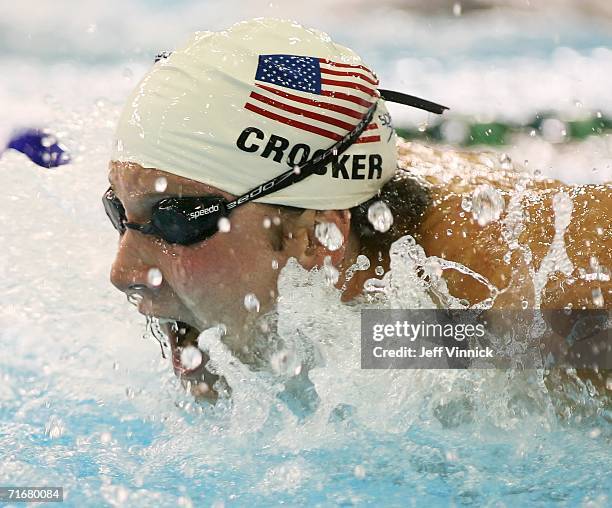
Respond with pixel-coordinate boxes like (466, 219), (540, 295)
(103, 91), (448, 245)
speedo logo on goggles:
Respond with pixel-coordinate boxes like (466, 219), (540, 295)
(188, 203), (220, 220)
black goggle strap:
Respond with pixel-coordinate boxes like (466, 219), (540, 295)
(378, 89), (448, 115)
(125, 221), (159, 236)
(225, 90), (447, 212)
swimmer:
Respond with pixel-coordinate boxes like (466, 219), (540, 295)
(105, 19), (610, 401)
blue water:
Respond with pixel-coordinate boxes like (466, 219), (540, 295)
(2, 359), (610, 506)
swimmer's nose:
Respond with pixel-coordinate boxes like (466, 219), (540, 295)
(110, 234), (155, 294)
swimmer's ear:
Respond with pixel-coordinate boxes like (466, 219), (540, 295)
(283, 209), (351, 270)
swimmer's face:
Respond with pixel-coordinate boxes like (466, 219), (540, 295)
(107, 161), (353, 359)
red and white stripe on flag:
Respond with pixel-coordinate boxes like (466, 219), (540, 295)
(244, 58), (381, 144)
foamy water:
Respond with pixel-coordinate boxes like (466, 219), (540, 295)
(1, 3), (611, 506)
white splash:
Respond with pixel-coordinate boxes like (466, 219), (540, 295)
(532, 191), (575, 308)
(367, 201), (394, 233)
(314, 222), (343, 251)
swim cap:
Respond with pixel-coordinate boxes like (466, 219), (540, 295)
(112, 18), (398, 210)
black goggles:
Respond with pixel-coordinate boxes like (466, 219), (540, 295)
(103, 190), (231, 245)
(103, 90), (448, 246)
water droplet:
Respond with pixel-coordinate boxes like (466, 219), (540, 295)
(596, 227), (603, 235)
(367, 201), (394, 233)
(125, 387), (135, 399)
(113, 361), (119, 370)
(540, 118), (567, 144)
(323, 256), (339, 286)
(521, 299), (529, 310)
(354, 465), (366, 479)
(244, 293), (260, 312)
(270, 350), (290, 374)
(293, 165), (301, 175)
(441, 119), (468, 144)
(499, 153), (513, 170)
(271, 259), (279, 270)
(364, 278), (386, 292)
(471, 184), (505, 226)
(592, 287), (604, 307)
(589, 428), (601, 439)
(127, 292), (143, 308)
(461, 196), (473, 212)
(375, 265), (384, 276)
(155, 177), (167, 192)
(41, 135), (56, 148)
(218, 217), (231, 233)
(180, 346), (202, 370)
(263, 217), (272, 229)
(192, 383), (211, 399)
(147, 267), (163, 287)
(100, 432), (112, 444)
(197, 325), (226, 350)
(45, 416), (64, 439)
(315, 222), (344, 251)
(272, 216), (281, 226)
(446, 228), (453, 236)
(423, 259), (443, 278)
(355, 255), (370, 270)
(445, 451), (459, 461)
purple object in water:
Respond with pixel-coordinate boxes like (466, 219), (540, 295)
(6, 128), (71, 168)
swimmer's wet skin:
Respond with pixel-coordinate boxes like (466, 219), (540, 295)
(106, 18), (610, 405)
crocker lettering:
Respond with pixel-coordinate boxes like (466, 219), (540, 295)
(332, 155), (351, 179)
(235, 127), (383, 180)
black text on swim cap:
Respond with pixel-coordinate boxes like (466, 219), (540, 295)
(236, 127), (383, 180)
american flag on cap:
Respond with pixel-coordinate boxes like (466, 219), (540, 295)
(244, 54), (381, 144)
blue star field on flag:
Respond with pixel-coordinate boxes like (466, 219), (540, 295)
(255, 55), (322, 94)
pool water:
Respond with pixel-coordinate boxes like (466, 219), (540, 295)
(1, 2), (611, 506)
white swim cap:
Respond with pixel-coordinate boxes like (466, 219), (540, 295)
(112, 18), (398, 209)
